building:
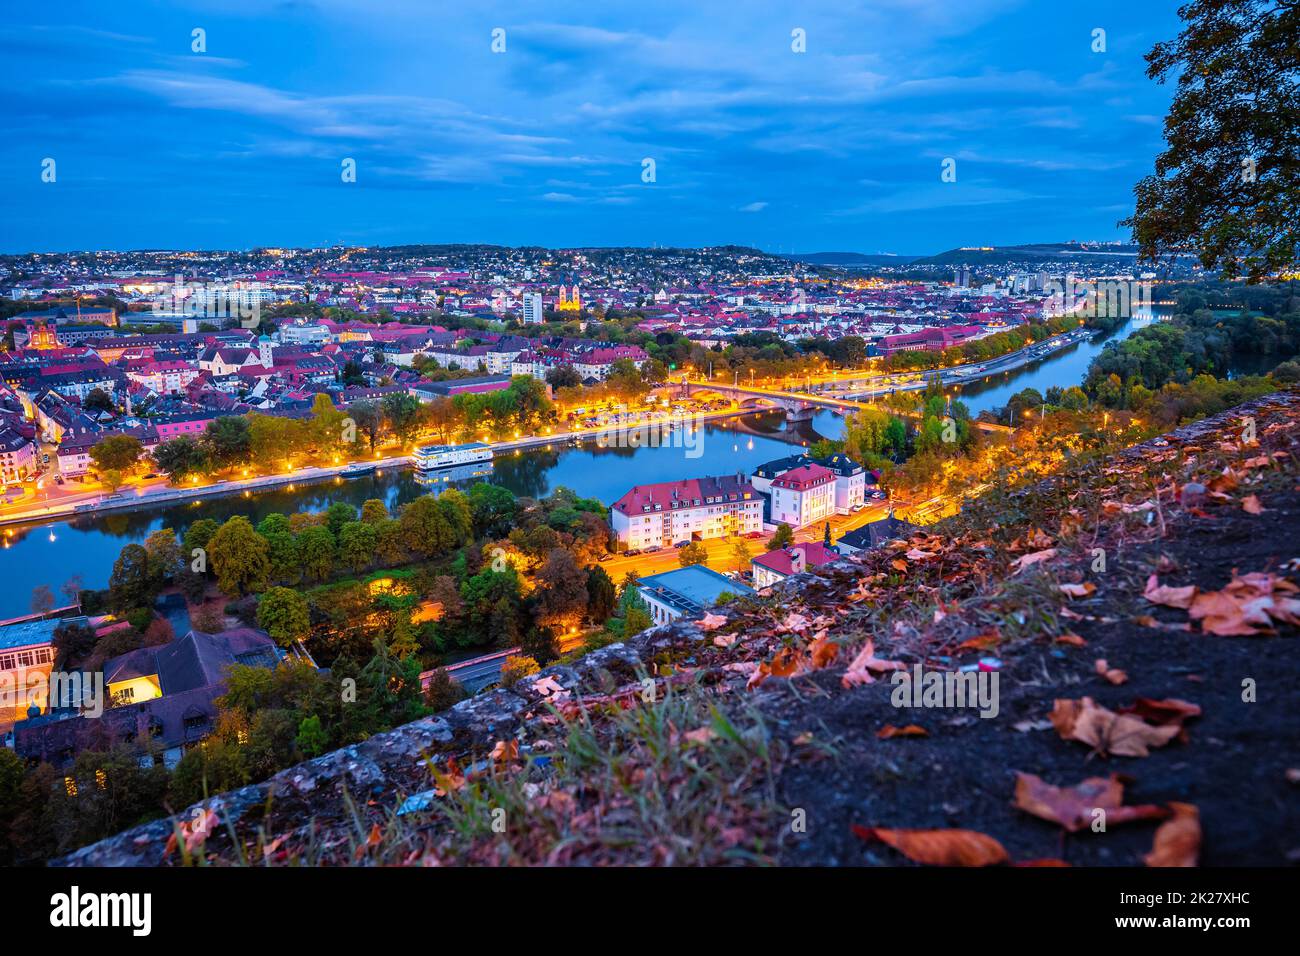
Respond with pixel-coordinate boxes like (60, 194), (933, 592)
(835, 514), (917, 556)
(610, 474), (762, 551)
(557, 284), (582, 312)
(768, 463), (836, 529)
(818, 452), (867, 514)
(0, 426), (38, 483)
(522, 293), (544, 325)
(637, 565), (755, 626)
(16, 627), (285, 770)
(0, 617), (60, 733)
(751, 541), (839, 590)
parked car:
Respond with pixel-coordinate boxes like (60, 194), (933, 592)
(644, 545), (661, 554)
(624, 548), (641, 557)
(745, 531), (763, 539)
(673, 540), (691, 548)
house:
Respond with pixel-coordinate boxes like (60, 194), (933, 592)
(0, 617), (59, 733)
(751, 541), (839, 589)
(15, 627), (284, 769)
(835, 515), (917, 556)
(637, 565), (755, 626)
(610, 474), (763, 551)
(769, 463), (836, 529)
(818, 453), (867, 514)
(0, 426), (38, 483)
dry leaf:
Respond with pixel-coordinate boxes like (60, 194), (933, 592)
(1094, 658), (1129, 685)
(1050, 697), (1182, 757)
(1144, 575), (1197, 610)
(1013, 772), (1169, 833)
(877, 724), (929, 739)
(1143, 803), (1200, 867)
(852, 825), (1008, 867)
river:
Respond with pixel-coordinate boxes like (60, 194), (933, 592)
(0, 307), (1173, 617)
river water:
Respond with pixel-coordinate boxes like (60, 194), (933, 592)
(0, 308), (1172, 616)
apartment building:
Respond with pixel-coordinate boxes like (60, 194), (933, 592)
(768, 463), (836, 529)
(610, 474), (762, 550)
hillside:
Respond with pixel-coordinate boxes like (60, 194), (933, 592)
(58, 391), (1300, 867)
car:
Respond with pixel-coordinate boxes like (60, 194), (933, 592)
(673, 540), (691, 549)
(54, 475), (64, 484)
(745, 531), (763, 539)
(143, 473), (158, 480)
(624, 548), (641, 557)
(644, 545), (661, 554)
(851, 503), (865, 512)
(599, 553), (615, 562)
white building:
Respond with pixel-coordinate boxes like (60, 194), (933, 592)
(637, 565), (755, 626)
(522, 293), (544, 325)
(610, 474), (762, 551)
(769, 463), (836, 529)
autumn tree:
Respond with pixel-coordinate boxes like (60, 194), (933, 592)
(256, 587), (311, 647)
(89, 434), (142, 477)
(208, 516), (271, 596)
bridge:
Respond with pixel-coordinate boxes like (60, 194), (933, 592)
(682, 379), (1013, 434)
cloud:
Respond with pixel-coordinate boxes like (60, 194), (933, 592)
(739, 201), (768, 213)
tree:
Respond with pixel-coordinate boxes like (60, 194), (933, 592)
(256, 587), (311, 647)
(143, 528), (183, 582)
(585, 565), (617, 623)
(678, 541), (709, 567)
(296, 525), (337, 582)
(183, 518), (220, 568)
(423, 669), (466, 711)
(89, 434), (142, 476)
(521, 623), (559, 665)
(545, 365), (582, 390)
(108, 543), (161, 612)
(295, 715), (329, 758)
(208, 516), (271, 596)
(30, 585), (55, 615)
(84, 387), (115, 414)
(203, 415), (252, 469)
(337, 521), (377, 573)
(823, 522), (832, 547)
(535, 548), (588, 630)
(61, 574), (84, 612)
(349, 400), (383, 451)
(499, 654), (540, 688)
(1124, 0), (1300, 281)
(325, 501), (357, 537)
(382, 393), (421, 445)
(153, 436), (209, 483)
(360, 498), (388, 524)
(767, 523), (795, 551)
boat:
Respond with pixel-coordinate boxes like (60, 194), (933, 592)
(341, 461), (377, 476)
(413, 441), (494, 471)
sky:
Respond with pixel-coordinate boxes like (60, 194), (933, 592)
(0, 0), (1183, 255)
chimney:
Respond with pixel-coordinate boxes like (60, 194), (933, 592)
(789, 547), (806, 574)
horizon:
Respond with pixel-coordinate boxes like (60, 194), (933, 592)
(2, 0), (1180, 253)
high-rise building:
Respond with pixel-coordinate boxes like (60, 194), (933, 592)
(954, 266), (972, 288)
(522, 292), (544, 324)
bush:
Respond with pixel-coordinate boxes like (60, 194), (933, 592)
(498, 654), (540, 688)
(423, 669), (467, 711)
(126, 607), (153, 632)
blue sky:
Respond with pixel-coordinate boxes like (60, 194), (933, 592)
(0, 0), (1181, 254)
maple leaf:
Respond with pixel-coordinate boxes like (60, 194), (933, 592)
(841, 639), (907, 688)
(1050, 697), (1183, 757)
(877, 724), (928, 739)
(697, 613), (728, 631)
(1143, 574), (1197, 610)
(904, 548), (935, 561)
(1242, 494), (1265, 514)
(1010, 548), (1057, 573)
(852, 824), (1008, 866)
(712, 633), (737, 648)
(1143, 803), (1200, 867)
(1013, 772), (1169, 833)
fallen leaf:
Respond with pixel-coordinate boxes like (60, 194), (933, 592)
(1013, 772), (1169, 832)
(1050, 697), (1182, 757)
(697, 613), (728, 632)
(1058, 582), (1096, 598)
(877, 724), (929, 739)
(1143, 803), (1200, 867)
(1242, 495), (1265, 515)
(1144, 575), (1197, 610)
(1094, 658), (1129, 685)
(1011, 548), (1057, 573)
(1056, 632), (1087, 647)
(852, 825), (1008, 867)
(841, 639), (907, 688)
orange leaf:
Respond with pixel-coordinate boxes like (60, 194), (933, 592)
(1143, 803), (1200, 867)
(1144, 574), (1197, 610)
(1013, 772), (1168, 833)
(852, 825), (1008, 867)
(1058, 582), (1096, 598)
(877, 724), (929, 739)
(1242, 495), (1265, 515)
(1094, 658), (1129, 685)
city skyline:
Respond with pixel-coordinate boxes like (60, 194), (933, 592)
(2, 0), (1180, 253)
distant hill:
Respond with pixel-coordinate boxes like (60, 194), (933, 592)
(912, 242), (1140, 266)
(781, 252), (921, 266)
